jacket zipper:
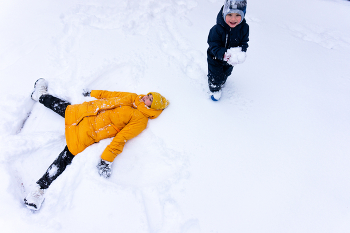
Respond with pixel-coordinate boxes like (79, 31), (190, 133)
(225, 28), (231, 48)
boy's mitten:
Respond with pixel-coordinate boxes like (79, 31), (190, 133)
(97, 159), (113, 178)
(226, 47), (246, 66)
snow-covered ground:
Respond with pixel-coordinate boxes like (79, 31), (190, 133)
(1, 0), (350, 232)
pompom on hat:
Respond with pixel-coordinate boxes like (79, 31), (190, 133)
(223, 0), (247, 24)
(148, 92), (170, 110)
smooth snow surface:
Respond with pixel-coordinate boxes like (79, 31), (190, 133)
(1, 0), (350, 232)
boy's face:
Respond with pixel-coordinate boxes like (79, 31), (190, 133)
(225, 13), (242, 28)
(141, 94), (153, 107)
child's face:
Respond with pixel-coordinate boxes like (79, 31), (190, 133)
(141, 94), (153, 107)
(225, 13), (242, 28)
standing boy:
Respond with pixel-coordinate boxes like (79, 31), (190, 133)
(207, 0), (249, 101)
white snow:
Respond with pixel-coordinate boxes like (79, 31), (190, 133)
(1, 0), (350, 232)
(48, 165), (58, 178)
(225, 47), (247, 66)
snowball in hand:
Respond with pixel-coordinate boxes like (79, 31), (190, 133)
(226, 47), (246, 66)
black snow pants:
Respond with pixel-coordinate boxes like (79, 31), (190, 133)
(207, 57), (233, 92)
(36, 94), (74, 189)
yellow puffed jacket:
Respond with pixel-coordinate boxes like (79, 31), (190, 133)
(65, 90), (164, 162)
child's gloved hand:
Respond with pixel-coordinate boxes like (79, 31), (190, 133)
(225, 47), (246, 66)
(97, 159), (113, 178)
(82, 89), (91, 97)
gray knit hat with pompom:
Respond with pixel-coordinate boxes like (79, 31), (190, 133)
(223, 0), (247, 24)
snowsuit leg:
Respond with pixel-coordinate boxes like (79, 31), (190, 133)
(36, 146), (74, 189)
(36, 95), (73, 189)
(39, 94), (71, 118)
(207, 58), (233, 92)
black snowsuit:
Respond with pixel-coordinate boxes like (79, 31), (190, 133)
(207, 7), (249, 92)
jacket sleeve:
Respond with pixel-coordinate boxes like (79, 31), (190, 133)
(207, 25), (227, 60)
(91, 90), (136, 99)
(240, 23), (249, 52)
(100, 116), (148, 162)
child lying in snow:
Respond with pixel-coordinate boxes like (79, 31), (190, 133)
(24, 78), (169, 211)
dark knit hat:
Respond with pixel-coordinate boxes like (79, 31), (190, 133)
(223, 0), (247, 24)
